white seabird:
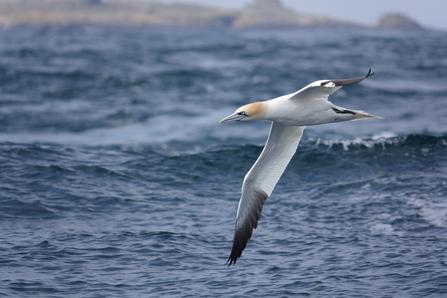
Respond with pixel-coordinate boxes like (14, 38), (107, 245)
(220, 69), (381, 266)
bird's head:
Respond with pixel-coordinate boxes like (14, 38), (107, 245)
(219, 102), (266, 124)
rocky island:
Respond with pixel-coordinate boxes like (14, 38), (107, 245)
(378, 13), (423, 30)
(0, 0), (425, 30)
(232, 0), (357, 28)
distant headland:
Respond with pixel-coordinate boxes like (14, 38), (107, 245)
(0, 0), (426, 30)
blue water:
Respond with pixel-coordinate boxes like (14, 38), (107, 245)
(1, 27), (447, 297)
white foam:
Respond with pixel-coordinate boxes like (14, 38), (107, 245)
(370, 223), (403, 236)
(0, 111), (223, 146)
(408, 197), (447, 227)
(0, 107), (272, 148)
(371, 131), (397, 140)
(310, 131), (400, 151)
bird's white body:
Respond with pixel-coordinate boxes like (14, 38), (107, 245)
(220, 70), (381, 266)
(263, 94), (355, 126)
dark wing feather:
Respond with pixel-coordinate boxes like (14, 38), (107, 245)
(321, 68), (375, 86)
(227, 190), (268, 266)
(290, 69), (374, 101)
(227, 124), (304, 266)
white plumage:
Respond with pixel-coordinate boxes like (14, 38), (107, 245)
(220, 69), (381, 266)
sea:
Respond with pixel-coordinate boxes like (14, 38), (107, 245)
(1, 26), (447, 297)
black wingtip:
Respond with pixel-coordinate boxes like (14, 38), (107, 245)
(226, 189), (268, 267)
(226, 256), (237, 267)
(366, 68), (375, 78)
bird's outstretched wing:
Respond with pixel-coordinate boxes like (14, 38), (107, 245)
(227, 123), (305, 265)
(290, 69), (374, 101)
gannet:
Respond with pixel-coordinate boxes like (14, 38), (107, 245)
(220, 69), (381, 266)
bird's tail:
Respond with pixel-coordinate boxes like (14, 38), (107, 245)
(332, 107), (383, 120)
(351, 110), (383, 120)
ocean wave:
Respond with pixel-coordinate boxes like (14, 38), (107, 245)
(364, 78), (447, 93)
(308, 133), (447, 152)
(0, 198), (59, 219)
(190, 133), (447, 161)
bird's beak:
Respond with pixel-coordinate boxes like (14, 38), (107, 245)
(219, 113), (244, 124)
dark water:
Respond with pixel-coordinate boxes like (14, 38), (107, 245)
(1, 27), (447, 297)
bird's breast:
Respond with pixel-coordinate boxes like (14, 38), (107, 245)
(266, 100), (336, 126)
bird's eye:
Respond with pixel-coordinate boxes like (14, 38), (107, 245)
(237, 111), (247, 116)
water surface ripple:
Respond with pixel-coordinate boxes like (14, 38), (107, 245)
(1, 27), (447, 297)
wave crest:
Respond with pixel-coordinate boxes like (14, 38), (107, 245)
(309, 133), (447, 152)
